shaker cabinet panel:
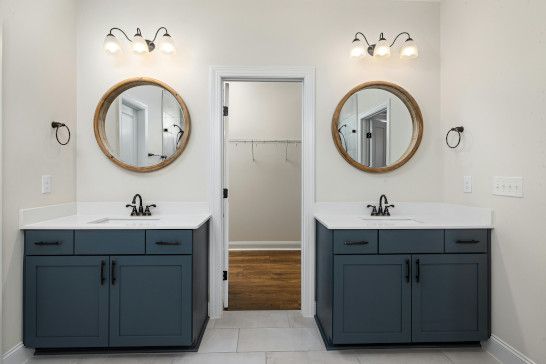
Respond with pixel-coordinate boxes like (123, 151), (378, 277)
(333, 255), (411, 344)
(24, 256), (109, 348)
(411, 254), (488, 342)
(109, 255), (193, 347)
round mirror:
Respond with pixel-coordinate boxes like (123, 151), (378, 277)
(332, 81), (423, 173)
(94, 77), (191, 172)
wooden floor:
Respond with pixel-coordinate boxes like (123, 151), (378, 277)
(228, 250), (301, 310)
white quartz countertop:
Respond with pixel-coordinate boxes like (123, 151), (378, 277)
(314, 203), (493, 230)
(19, 202), (211, 230)
(21, 214), (211, 230)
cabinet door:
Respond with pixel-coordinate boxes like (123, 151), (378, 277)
(24, 256), (109, 348)
(412, 254), (488, 342)
(109, 255), (192, 347)
(333, 255), (411, 344)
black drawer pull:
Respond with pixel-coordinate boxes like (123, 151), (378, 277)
(111, 260), (116, 285)
(456, 239), (480, 244)
(34, 241), (61, 246)
(155, 241), (180, 246)
(415, 259), (420, 282)
(100, 260), (106, 285)
(344, 240), (369, 246)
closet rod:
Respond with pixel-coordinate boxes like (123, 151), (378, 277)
(228, 139), (301, 144)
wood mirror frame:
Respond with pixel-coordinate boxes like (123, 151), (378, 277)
(93, 77), (191, 173)
(332, 81), (423, 173)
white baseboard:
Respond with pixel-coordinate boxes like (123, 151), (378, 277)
(2, 342), (31, 364)
(485, 335), (536, 364)
(229, 240), (301, 250)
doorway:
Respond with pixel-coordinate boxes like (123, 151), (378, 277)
(361, 106), (389, 168)
(209, 66), (315, 320)
(223, 81), (302, 310)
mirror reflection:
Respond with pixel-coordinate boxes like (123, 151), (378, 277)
(336, 88), (413, 168)
(104, 85), (186, 167)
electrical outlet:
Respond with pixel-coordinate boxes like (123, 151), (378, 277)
(463, 176), (472, 193)
(41, 175), (52, 194)
(493, 176), (523, 197)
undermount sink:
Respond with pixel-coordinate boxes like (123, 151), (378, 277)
(88, 217), (160, 226)
(359, 216), (422, 226)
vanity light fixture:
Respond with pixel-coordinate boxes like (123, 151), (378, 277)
(103, 27), (176, 55)
(350, 32), (418, 59)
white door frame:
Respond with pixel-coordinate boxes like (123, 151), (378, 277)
(209, 66), (316, 318)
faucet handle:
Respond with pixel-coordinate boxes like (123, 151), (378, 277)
(366, 204), (378, 216)
(144, 204), (157, 216)
(384, 204), (395, 216)
(126, 204), (138, 216)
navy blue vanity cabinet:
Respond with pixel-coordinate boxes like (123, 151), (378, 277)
(333, 255), (411, 344)
(23, 221), (209, 352)
(24, 256), (110, 348)
(109, 255), (192, 347)
(315, 221), (491, 348)
(411, 254), (488, 342)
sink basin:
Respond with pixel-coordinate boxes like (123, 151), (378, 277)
(88, 217), (160, 227)
(359, 216), (422, 227)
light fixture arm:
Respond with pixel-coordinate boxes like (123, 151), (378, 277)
(389, 32), (412, 47)
(353, 31), (372, 46)
(108, 27), (133, 42)
(151, 27), (170, 43)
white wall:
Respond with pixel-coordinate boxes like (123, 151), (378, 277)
(1, 0), (77, 353)
(228, 82), (301, 243)
(441, 0), (546, 362)
(75, 0), (441, 203)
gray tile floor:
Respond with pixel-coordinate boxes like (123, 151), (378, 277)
(26, 311), (500, 364)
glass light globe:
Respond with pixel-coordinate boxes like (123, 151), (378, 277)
(132, 33), (148, 54)
(350, 39), (366, 58)
(158, 34), (176, 54)
(400, 39), (419, 59)
(373, 38), (391, 58)
(103, 34), (121, 54)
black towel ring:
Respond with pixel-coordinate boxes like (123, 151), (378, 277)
(51, 121), (71, 146)
(445, 126), (464, 149)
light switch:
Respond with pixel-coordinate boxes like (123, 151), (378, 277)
(463, 176), (472, 193)
(41, 175), (52, 194)
(493, 176), (523, 197)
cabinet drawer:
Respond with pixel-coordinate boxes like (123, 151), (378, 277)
(25, 230), (74, 255)
(445, 229), (488, 253)
(75, 230), (145, 255)
(379, 230), (444, 254)
(146, 230), (192, 254)
(333, 230), (378, 254)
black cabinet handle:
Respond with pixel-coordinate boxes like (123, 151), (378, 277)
(456, 239), (480, 244)
(344, 241), (368, 246)
(34, 241), (61, 246)
(111, 260), (116, 285)
(415, 259), (420, 282)
(155, 241), (180, 246)
(405, 259), (410, 283)
(100, 260), (106, 285)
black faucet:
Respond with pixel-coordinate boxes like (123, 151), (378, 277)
(132, 194), (144, 215)
(126, 194), (157, 216)
(367, 194), (395, 216)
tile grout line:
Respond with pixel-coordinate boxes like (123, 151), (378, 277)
(441, 350), (456, 363)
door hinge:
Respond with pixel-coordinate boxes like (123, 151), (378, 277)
(223, 188), (228, 198)
(223, 106), (229, 116)
(223, 270), (228, 280)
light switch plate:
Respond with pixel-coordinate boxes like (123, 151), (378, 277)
(41, 175), (52, 194)
(493, 176), (523, 197)
(463, 176), (472, 193)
